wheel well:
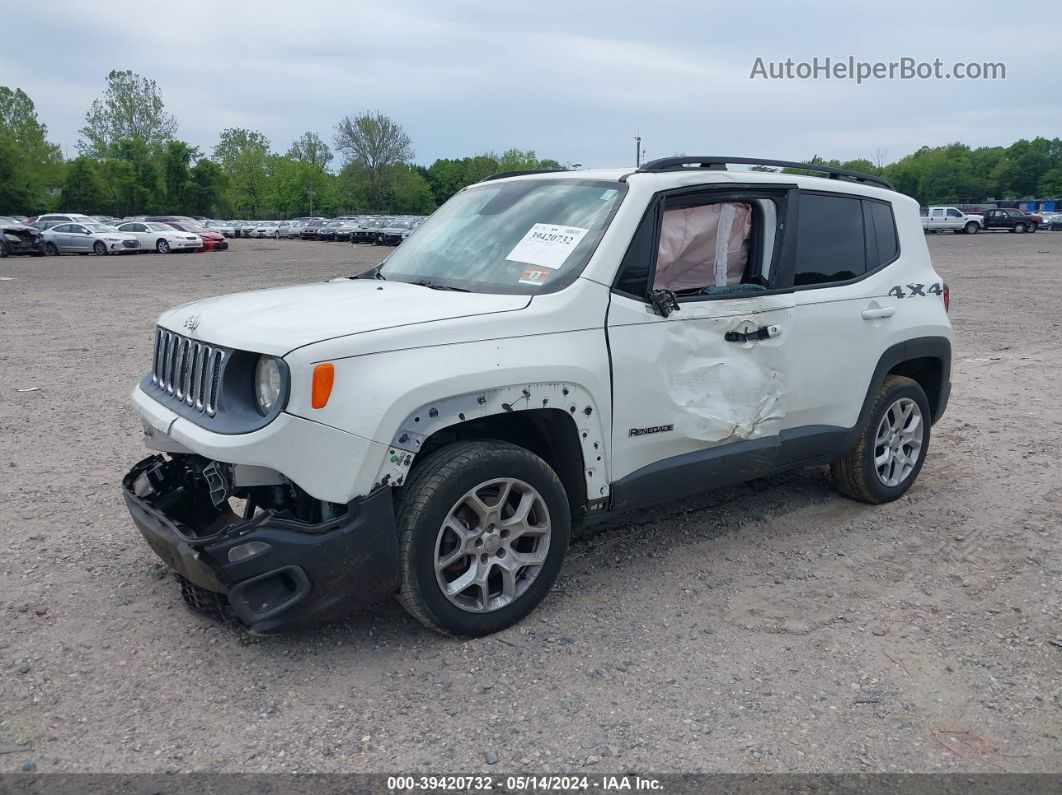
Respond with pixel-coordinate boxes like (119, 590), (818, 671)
(888, 357), (942, 420)
(415, 409), (588, 522)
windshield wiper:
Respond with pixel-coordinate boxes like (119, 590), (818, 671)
(355, 265), (386, 280)
(410, 279), (470, 292)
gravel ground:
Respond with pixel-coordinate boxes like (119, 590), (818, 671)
(0, 233), (1060, 775)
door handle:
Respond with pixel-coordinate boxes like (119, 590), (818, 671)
(725, 324), (781, 343)
(862, 306), (896, 320)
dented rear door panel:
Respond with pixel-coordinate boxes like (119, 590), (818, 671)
(606, 291), (793, 484)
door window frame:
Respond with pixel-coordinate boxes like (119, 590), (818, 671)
(792, 190), (900, 292)
(611, 183), (800, 304)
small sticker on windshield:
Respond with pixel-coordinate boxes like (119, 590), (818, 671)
(518, 268), (551, 287)
(600, 189), (618, 200)
(505, 223), (590, 270)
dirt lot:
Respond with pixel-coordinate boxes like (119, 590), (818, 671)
(1, 232), (1060, 775)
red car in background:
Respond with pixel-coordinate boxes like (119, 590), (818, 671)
(145, 216), (229, 251)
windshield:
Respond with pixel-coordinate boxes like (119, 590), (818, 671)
(380, 179), (625, 294)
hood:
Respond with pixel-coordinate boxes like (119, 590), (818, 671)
(3, 224), (40, 237)
(158, 278), (531, 357)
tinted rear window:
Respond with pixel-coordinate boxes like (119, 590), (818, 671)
(794, 194), (866, 286)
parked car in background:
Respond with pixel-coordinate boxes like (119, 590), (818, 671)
(147, 217), (229, 251)
(376, 219), (415, 245)
(350, 218), (387, 243)
(920, 206), (983, 234)
(300, 219), (330, 239)
(203, 220), (236, 237)
(982, 208), (1039, 233)
(254, 221), (282, 238)
(31, 213), (98, 230)
(0, 216), (46, 257)
(330, 220), (355, 241)
(41, 222), (140, 255)
(117, 222), (202, 253)
(278, 220), (307, 238)
(315, 220), (346, 241)
(1041, 212), (1062, 230)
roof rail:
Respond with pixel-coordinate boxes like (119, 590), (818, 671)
(636, 156), (893, 190)
(482, 168), (569, 182)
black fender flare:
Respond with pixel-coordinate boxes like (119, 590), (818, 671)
(853, 336), (951, 439)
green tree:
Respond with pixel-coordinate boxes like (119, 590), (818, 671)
(266, 155), (339, 216)
(185, 159), (228, 217)
(161, 140), (199, 213)
(79, 69), (178, 157)
(102, 138), (162, 216)
(333, 111), (413, 209)
(286, 131), (332, 170)
(59, 157), (106, 213)
(380, 164), (435, 214)
(1039, 166), (1062, 197)
(0, 138), (37, 213)
(0, 86), (63, 212)
(213, 128), (271, 217)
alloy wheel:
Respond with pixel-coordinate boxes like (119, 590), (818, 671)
(874, 398), (924, 487)
(434, 478), (551, 613)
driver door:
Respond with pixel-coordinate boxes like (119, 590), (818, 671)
(606, 185), (797, 510)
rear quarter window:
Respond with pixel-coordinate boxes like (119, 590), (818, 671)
(793, 193), (866, 286)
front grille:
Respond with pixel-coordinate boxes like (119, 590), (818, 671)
(122, 240), (139, 248)
(151, 327), (224, 416)
(176, 573), (232, 623)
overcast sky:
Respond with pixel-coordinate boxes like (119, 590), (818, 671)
(5, 1), (1059, 168)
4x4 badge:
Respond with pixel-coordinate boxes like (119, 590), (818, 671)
(183, 313), (201, 333)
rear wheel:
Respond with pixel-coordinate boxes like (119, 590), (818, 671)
(1014, 222), (1026, 233)
(831, 375), (931, 504)
(93, 240), (107, 255)
(397, 440), (571, 636)
(156, 239), (170, 254)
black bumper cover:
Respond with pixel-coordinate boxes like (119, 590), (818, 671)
(122, 456), (399, 633)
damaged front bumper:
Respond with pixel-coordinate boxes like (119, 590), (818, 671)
(122, 455), (399, 633)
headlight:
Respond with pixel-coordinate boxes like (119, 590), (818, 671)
(254, 356), (282, 415)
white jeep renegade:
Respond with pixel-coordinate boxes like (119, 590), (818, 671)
(123, 156), (952, 636)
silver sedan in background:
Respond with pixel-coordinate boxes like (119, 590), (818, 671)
(41, 222), (140, 255)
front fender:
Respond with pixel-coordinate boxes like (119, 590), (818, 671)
(285, 329), (614, 499)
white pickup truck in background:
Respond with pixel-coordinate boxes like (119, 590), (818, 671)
(921, 206), (984, 234)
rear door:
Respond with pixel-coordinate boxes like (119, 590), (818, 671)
(783, 191), (907, 454)
(606, 184), (797, 508)
(928, 207), (946, 231)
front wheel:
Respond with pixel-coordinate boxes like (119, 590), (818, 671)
(964, 222), (979, 234)
(45, 242), (59, 256)
(0, 240), (7, 258)
(397, 440), (571, 636)
(93, 240), (107, 255)
(156, 239), (170, 254)
(830, 375), (931, 504)
(1014, 223), (1026, 233)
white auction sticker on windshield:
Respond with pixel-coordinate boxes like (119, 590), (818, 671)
(505, 223), (589, 270)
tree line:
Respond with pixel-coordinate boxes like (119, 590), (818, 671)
(2, 69), (1061, 218)
(0, 70), (568, 218)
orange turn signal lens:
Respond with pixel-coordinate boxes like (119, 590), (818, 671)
(311, 363), (334, 409)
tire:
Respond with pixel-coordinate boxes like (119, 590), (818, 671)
(0, 240), (7, 258)
(274, 231), (280, 238)
(45, 242), (59, 256)
(396, 440), (571, 636)
(156, 239), (170, 254)
(1014, 222), (1026, 233)
(964, 222), (979, 234)
(830, 374), (931, 504)
(93, 240), (107, 255)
